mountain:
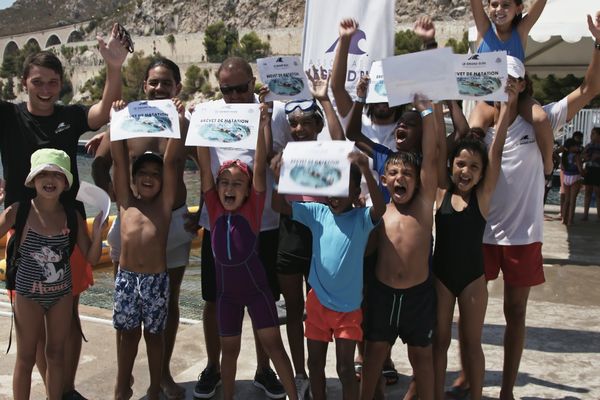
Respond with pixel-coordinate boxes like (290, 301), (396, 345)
(0, 0), (475, 38)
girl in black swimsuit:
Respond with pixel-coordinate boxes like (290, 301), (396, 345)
(431, 84), (516, 400)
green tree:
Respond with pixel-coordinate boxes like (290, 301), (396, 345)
(394, 30), (422, 55)
(2, 78), (16, 100)
(235, 32), (270, 61)
(446, 31), (470, 54)
(204, 21), (239, 63)
(1, 41), (41, 78)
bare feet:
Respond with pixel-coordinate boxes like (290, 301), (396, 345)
(147, 387), (161, 400)
(403, 377), (417, 400)
(114, 387), (133, 400)
(161, 377), (186, 399)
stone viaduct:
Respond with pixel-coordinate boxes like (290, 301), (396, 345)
(0, 21), (92, 63)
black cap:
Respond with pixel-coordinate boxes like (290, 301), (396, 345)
(131, 151), (163, 177)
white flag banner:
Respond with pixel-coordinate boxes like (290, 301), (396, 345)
(366, 60), (388, 104)
(110, 99), (180, 141)
(279, 141), (356, 197)
(383, 50), (508, 106)
(301, 0), (395, 101)
(258, 56), (312, 102)
(186, 103), (261, 149)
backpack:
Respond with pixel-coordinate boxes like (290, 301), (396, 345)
(5, 199), (79, 290)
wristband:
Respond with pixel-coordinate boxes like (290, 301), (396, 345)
(356, 96), (366, 103)
(420, 108), (433, 118)
(267, 108), (273, 113)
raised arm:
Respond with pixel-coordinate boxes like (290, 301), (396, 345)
(87, 23), (129, 130)
(308, 71), (345, 141)
(470, 0), (492, 39)
(162, 98), (188, 213)
(109, 102), (132, 208)
(350, 152), (385, 222)
(413, 15), (438, 50)
(414, 95), (438, 202)
(434, 102), (450, 190)
(269, 153), (292, 216)
(478, 85), (515, 217)
(91, 130), (114, 200)
(566, 12), (600, 122)
(253, 103), (269, 193)
(331, 18), (359, 118)
(258, 87), (274, 160)
(518, 0), (547, 41)
(345, 77), (377, 157)
(76, 211), (103, 265)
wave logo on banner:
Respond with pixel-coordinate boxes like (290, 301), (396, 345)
(325, 29), (368, 55)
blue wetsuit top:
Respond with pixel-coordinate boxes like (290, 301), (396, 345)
(477, 25), (525, 62)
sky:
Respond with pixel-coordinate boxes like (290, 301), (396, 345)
(0, 0), (15, 10)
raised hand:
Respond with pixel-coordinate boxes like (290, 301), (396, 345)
(97, 23), (130, 69)
(339, 18), (359, 39)
(588, 11), (600, 41)
(413, 16), (436, 44)
(307, 70), (330, 101)
(84, 131), (106, 156)
(412, 93), (433, 113)
(112, 99), (127, 112)
(348, 151), (370, 171)
(356, 75), (370, 99)
(171, 97), (185, 116)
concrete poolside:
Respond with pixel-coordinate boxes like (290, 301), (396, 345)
(0, 205), (599, 399)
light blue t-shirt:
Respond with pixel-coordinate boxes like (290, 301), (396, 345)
(292, 202), (376, 312)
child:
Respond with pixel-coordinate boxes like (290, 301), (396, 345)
(582, 127), (600, 221)
(273, 72), (345, 399)
(272, 151), (385, 400)
(0, 148), (103, 400)
(360, 95), (438, 400)
(110, 99), (186, 400)
(560, 138), (583, 226)
(432, 83), (514, 400)
(470, 0), (554, 176)
(197, 103), (298, 400)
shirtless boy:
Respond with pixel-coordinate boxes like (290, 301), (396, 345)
(109, 99), (187, 400)
(360, 96), (438, 400)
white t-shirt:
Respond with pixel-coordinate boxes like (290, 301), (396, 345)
(198, 97), (292, 231)
(483, 97), (568, 245)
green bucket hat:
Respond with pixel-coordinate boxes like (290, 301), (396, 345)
(25, 148), (73, 189)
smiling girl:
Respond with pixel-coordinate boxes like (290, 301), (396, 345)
(432, 75), (516, 400)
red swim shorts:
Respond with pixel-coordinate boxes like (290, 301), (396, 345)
(483, 242), (545, 287)
(304, 289), (362, 342)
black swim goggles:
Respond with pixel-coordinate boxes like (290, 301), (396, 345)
(116, 23), (135, 53)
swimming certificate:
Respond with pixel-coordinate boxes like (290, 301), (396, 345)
(258, 56), (312, 102)
(110, 99), (180, 140)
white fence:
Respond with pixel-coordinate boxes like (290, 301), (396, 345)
(558, 108), (600, 144)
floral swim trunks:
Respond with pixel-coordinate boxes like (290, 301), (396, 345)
(113, 268), (169, 334)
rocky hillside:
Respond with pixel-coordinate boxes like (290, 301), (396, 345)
(0, 0), (479, 37)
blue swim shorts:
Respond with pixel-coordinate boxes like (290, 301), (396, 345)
(113, 268), (170, 334)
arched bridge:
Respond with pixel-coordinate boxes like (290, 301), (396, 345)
(0, 20), (92, 63)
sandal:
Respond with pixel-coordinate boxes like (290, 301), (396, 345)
(382, 364), (399, 385)
(354, 361), (362, 382)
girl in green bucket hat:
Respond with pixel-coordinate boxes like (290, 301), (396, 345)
(0, 147), (105, 400)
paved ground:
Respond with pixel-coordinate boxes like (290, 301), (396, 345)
(0, 205), (599, 399)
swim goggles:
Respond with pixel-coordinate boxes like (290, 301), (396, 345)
(284, 99), (318, 114)
(116, 23), (135, 53)
(218, 159), (253, 179)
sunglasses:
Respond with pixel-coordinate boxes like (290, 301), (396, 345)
(284, 99), (318, 114)
(116, 23), (135, 53)
(219, 80), (252, 95)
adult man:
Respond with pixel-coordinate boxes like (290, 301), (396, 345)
(193, 56), (292, 399)
(0, 24), (128, 400)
